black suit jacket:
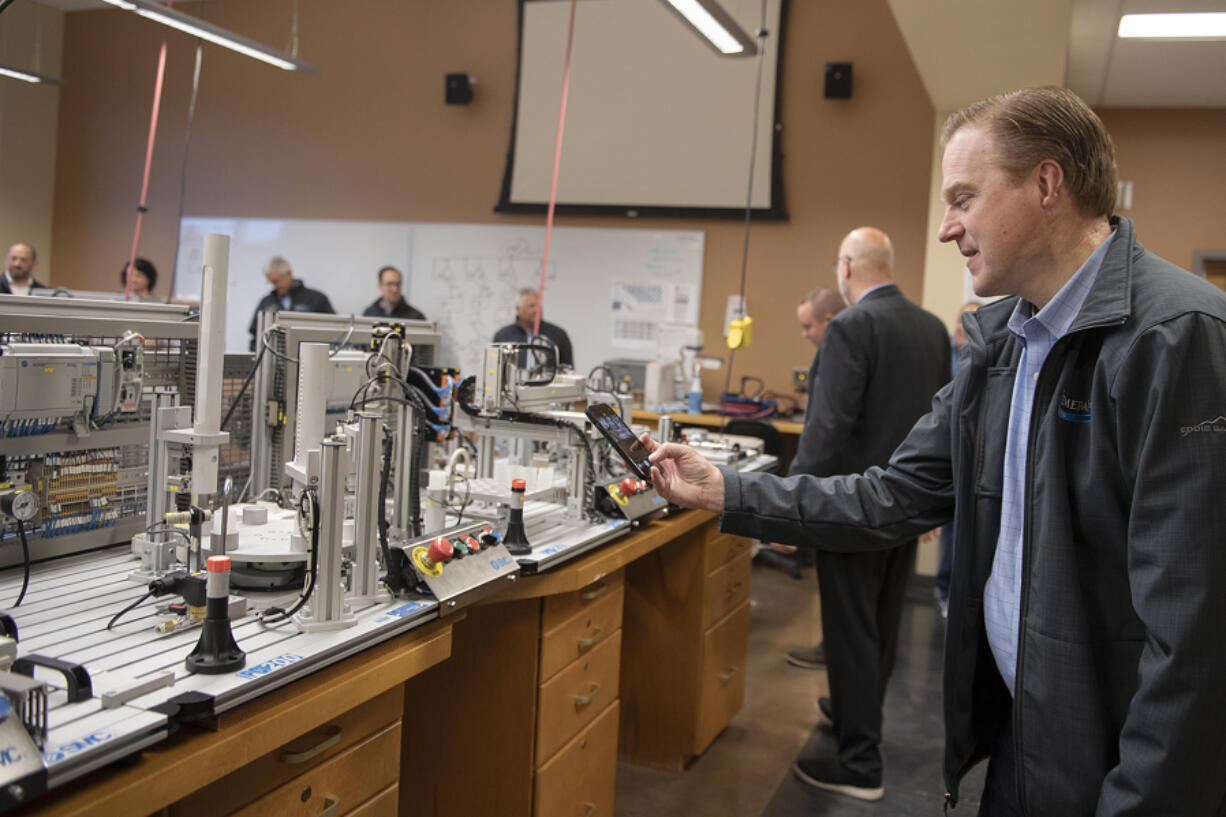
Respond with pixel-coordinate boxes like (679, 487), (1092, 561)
(492, 321), (574, 368)
(0, 276), (47, 294)
(787, 284), (949, 545)
(362, 298), (425, 321)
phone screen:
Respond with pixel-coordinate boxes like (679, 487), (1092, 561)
(586, 404), (652, 481)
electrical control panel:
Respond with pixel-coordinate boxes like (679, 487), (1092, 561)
(596, 476), (668, 524)
(392, 521), (520, 614)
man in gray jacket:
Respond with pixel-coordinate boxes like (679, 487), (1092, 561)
(644, 87), (1226, 816)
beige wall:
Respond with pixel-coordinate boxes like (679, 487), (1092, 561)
(49, 0), (935, 396)
(0, 1), (63, 281)
(1099, 108), (1226, 270)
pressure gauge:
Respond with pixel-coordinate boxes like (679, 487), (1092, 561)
(1, 490), (40, 522)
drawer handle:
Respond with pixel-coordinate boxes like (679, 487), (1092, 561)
(317, 794), (341, 817)
(580, 582), (608, 601)
(725, 581), (742, 597)
(577, 628), (604, 649)
(583, 802), (597, 817)
(718, 666), (738, 684)
(280, 724), (343, 764)
(574, 682), (602, 709)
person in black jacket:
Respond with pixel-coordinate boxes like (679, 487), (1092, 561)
(362, 266), (425, 321)
(644, 87), (1226, 816)
(247, 256), (335, 350)
(784, 227), (949, 800)
(1, 243), (47, 295)
(492, 288), (573, 368)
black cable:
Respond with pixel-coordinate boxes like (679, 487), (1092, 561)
(259, 488), (319, 624)
(376, 426), (404, 593)
(107, 588), (156, 630)
(12, 521), (29, 608)
(221, 344), (265, 432)
(143, 523), (193, 546)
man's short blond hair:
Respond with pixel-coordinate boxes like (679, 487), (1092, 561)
(941, 86), (1117, 218)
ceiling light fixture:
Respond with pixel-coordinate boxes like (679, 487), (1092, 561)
(659, 0), (758, 56)
(0, 62), (61, 85)
(1118, 12), (1226, 40)
(100, 0), (318, 72)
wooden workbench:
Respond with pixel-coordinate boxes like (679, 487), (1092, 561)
(13, 508), (750, 817)
(631, 408), (805, 437)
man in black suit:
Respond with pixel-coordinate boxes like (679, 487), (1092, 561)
(1, 243), (47, 295)
(247, 256), (335, 351)
(362, 266), (426, 321)
(789, 226), (949, 798)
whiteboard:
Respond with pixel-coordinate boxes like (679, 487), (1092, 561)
(174, 219), (704, 377)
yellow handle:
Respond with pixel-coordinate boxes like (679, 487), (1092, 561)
(574, 682), (602, 709)
(577, 629), (604, 649)
(280, 724), (342, 765)
(580, 582), (608, 601)
(317, 795), (341, 817)
(718, 666), (738, 683)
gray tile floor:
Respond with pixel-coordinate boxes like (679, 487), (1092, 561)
(615, 561), (987, 816)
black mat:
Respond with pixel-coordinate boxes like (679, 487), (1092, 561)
(760, 597), (988, 816)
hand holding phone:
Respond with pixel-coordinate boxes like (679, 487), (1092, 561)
(585, 403), (652, 482)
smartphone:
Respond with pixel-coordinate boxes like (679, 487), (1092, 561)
(585, 403), (652, 482)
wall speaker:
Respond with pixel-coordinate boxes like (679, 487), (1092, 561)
(824, 63), (853, 100)
(445, 73), (474, 105)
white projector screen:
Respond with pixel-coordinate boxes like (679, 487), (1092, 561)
(498, 0), (788, 218)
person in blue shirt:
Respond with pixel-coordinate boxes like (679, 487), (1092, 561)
(643, 87), (1226, 814)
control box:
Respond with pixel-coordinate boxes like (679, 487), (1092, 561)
(393, 521), (520, 614)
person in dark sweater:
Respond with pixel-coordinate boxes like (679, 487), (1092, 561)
(492, 288), (573, 368)
(362, 266), (425, 321)
(247, 256), (335, 350)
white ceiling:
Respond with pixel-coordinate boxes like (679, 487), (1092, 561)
(27, 0), (1226, 108)
(890, 0), (1226, 109)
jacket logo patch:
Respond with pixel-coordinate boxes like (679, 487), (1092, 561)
(1180, 415), (1226, 437)
(1058, 395), (1091, 424)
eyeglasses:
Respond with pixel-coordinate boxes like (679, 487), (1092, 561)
(831, 255), (853, 272)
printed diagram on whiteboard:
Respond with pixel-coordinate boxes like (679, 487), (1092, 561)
(430, 248), (558, 374)
(611, 281), (698, 350)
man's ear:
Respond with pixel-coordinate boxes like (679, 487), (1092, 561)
(1035, 159), (1065, 209)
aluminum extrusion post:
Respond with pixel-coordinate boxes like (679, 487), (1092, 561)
(349, 411), (386, 603)
(565, 437), (587, 520)
(190, 233), (229, 502)
(393, 403), (417, 536)
(295, 438), (355, 632)
(285, 342), (330, 490)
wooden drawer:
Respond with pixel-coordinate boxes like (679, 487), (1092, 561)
(542, 570), (625, 633)
(693, 602), (749, 755)
(171, 687), (402, 817)
(537, 629), (622, 764)
(703, 531), (751, 573)
(347, 783), (398, 817)
(230, 721), (401, 817)
(702, 552), (751, 628)
(540, 583), (624, 682)
(534, 699), (620, 817)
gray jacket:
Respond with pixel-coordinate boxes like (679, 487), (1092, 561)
(721, 217), (1226, 815)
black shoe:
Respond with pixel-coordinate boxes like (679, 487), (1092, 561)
(793, 757), (884, 801)
(786, 643), (826, 669)
(817, 696), (836, 730)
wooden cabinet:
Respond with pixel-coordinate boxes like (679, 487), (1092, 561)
(168, 686), (404, 817)
(618, 518), (752, 770)
(533, 571), (625, 817)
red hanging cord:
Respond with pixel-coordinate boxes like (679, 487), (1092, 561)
(534, 0), (578, 336)
(124, 31), (169, 300)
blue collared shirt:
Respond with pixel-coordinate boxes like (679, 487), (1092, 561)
(984, 231), (1116, 695)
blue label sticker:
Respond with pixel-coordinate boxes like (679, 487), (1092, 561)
(44, 730), (114, 764)
(235, 653), (306, 680)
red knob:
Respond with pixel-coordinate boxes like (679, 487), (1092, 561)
(620, 477), (638, 496)
(427, 537), (454, 564)
(465, 535), (481, 552)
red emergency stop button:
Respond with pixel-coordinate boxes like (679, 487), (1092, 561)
(620, 477), (638, 496)
(427, 537), (454, 564)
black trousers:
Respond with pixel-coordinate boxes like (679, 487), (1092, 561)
(815, 539), (917, 777)
(978, 715), (1025, 817)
